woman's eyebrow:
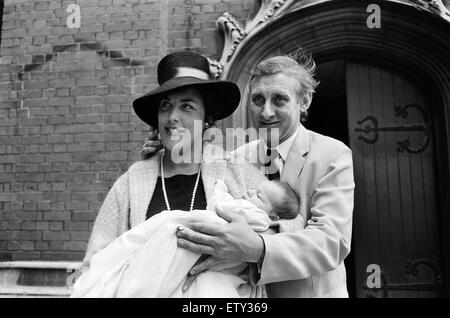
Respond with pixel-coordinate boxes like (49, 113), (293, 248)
(180, 98), (197, 103)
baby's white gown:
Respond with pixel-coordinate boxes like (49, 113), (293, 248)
(71, 181), (271, 298)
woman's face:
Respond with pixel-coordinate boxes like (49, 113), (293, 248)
(158, 87), (206, 155)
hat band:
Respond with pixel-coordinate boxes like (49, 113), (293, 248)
(174, 67), (210, 80)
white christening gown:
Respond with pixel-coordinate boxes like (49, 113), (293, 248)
(71, 181), (271, 298)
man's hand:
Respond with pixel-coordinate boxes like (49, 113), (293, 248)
(176, 206), (265, 269)
(141, 128), (162, 160)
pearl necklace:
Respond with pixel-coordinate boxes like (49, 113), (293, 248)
(160, 153), (201, 212)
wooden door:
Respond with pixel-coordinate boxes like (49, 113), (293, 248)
(346, 61), (444, 297)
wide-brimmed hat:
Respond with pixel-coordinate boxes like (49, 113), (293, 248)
(132, 51), (241, 128)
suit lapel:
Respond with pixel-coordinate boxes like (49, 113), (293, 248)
(281, 125), (310, 185)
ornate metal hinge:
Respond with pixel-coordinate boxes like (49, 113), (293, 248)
(355, 104), (431, 153)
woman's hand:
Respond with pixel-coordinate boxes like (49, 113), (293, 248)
(141, 128), (162, 160)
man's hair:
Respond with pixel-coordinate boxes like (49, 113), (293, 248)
(270, 181), (300, 220)
(249, 49), (319, 122)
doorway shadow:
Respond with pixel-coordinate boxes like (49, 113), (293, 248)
(304, 59), (356, 297)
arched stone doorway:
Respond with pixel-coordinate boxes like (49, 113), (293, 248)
(214, 0), (450, 297)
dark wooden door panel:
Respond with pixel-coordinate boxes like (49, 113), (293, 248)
(346, 61), (442, 298)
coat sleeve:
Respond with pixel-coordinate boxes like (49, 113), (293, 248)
(83, 173), (130, 265)
(257, 147), (354, 284)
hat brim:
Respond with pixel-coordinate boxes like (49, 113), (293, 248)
(132, 77), (241, 128)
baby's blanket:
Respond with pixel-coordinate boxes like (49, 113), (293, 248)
(71, 181), (270, 298)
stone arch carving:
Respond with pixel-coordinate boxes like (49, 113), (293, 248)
(211, 0), (450, 134)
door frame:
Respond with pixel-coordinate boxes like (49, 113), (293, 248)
(216, 0), (450, 297)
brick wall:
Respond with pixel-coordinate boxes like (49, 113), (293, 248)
(0, 0), (255, 261)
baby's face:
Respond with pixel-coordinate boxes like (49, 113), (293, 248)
(242, 181), (284, 214)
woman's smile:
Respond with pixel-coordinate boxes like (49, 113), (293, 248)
(164, 126), (186, 137)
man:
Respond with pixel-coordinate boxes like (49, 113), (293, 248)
(144, 53), (355, 297)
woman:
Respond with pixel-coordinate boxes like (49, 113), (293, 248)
(78, 51), (268, 296)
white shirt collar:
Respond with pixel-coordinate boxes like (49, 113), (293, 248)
(262, 126), (300, 162)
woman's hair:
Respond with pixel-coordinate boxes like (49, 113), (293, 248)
(270, 181), (300, 220)
(197, 88), (215, 128)
(249, 49), (319, 122)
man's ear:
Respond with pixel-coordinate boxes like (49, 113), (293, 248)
(300, 93), (312, 111)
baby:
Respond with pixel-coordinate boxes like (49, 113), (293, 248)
(240, 180), (301, 221)
(207, 179), (303, 233)
(71, 179), (303, 298)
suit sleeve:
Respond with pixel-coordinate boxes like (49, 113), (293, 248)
(257, 147), (354, 284)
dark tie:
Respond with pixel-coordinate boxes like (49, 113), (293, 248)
(265, 148), (280, 181)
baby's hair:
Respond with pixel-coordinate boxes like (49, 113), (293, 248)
(270, 181), (300, 220)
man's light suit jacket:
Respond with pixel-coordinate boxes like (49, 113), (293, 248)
(234, 125), (355, 297)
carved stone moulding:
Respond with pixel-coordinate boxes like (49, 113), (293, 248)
(208, 0), (450, 79)
(209, 0), (296, 78)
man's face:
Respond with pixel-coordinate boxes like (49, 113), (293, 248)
(249, 73), (301, 146)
